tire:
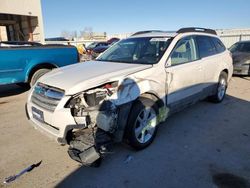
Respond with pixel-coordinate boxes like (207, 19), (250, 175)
(125, 97), (159, 150)
(30, 68), (51, 87)
(209, 71), (228, 103)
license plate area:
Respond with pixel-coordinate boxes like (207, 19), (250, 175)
(32, 106), (44, 123)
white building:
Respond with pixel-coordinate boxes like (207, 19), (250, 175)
(0, 0), (44, 42)
(217, 28), (250, 48)
(108, 29), (250, 48)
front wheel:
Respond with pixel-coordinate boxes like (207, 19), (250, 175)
(209, 71), (228, 103)
(125, 98), (159, 150)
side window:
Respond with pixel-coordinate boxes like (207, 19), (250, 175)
(170, 37), (198, 65)
(241, 43), (250, 52)
(229, 43), (240, 53)
(196, 36), (217, 58)
(211, 37), (226, 53)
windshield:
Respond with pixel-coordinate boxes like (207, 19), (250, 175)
(97, 37), (171, 64)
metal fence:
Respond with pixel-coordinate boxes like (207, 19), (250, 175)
(45, 33), (250, 49)
(45, 39), (106, 47)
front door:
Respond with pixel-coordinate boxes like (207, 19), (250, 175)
(165, 36), (204, 111)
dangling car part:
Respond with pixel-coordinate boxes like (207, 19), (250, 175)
(67, 128), (113, 166)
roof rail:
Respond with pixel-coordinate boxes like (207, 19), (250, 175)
(177, 27), (217, 35)
(132, 30), (166, 36)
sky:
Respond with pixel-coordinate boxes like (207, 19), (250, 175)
(41, 0), (250, 37)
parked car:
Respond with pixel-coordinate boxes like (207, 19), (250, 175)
(26, 28), (233, 166)
(86, 42), (109, 52)
(229, 41), (250, 75)
(91, 38), (120, 59)
(90, 45), (109, 59)
(85, 42), (109, 60)
(0, 41), (79, 86)
(45, 37), (69, 41)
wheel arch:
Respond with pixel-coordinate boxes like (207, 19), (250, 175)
(115, 91), (166, 142)
(221, 68), (228, 75)
(219, 69), (229, 82)
(140, 91), (165, 108)
(26, 63), (58, 83)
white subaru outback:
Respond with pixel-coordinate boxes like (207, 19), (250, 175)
(26, 28), (233, 165)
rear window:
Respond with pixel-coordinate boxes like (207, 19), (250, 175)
(229, 43), (241, 53)
(229, 42), (250, 53)
(211, 37), (226, 53)
(196, 36), (217, 58)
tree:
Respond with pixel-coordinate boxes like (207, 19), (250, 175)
(80, 27), (93, 40)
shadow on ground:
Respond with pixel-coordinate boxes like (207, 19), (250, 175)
(0, 84), (29, 98)
(55, 94), (250, 188)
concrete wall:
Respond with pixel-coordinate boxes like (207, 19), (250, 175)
(0, 0), (44, 42)
(108, 29), (250, 48)
(0, 0), (41, 16)
(217, 29), (250, 48)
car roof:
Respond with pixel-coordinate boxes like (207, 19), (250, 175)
(129, 28), (217, 39)
(236, 40), (250, 44)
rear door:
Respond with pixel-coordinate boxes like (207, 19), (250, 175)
(165, 36), (204, 110)
(196, 36), (220, 85)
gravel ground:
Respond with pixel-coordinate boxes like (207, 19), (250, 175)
(0, 76), (250, 188)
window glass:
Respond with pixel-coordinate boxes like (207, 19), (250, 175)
(196, 36), (217, 58)
(170, 37), (198, 65)
(229, 43), (241, 53)
(241, 43), (250, 52)
(211, 37), (226, 53)
(97, 37), (171, 64)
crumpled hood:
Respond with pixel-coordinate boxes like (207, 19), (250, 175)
(38, 61), (152, 95)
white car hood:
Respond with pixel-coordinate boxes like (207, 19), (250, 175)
(38, 61), (152, 95)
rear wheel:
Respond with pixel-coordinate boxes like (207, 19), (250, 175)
(30, 68), (51, 87)
(209, 71), (228, 103)
(125, 98), (158, 150)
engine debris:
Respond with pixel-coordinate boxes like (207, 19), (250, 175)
(67, 128), (113, 167)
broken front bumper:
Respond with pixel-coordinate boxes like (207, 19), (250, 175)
(26, 95), (86, 144)
(67, 128), (112, 166)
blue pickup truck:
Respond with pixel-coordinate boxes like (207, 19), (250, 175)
(0, 41), (79, 86)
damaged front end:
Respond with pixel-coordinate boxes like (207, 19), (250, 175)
(65, 81), (119, 166)
(67, 128), (112, 166)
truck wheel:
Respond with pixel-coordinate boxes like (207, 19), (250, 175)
(209, 71), (228, 103)
(30, 68), (51, 87)
(125, 98), (158, 150)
